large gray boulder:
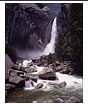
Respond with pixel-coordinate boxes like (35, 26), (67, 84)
(5, 83), (15, 91)
(9, 76), (25, 87)
(39, 67), (56, 80)
(24, 66), (37, 73)
(26, 73), (38, 82)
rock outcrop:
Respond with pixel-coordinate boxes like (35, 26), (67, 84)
(57, 4), (70, 35)
(6, 3), (55, 51)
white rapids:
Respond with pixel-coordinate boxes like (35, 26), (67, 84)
(22, 60), (82, 91)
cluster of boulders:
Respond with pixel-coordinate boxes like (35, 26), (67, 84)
(5, 54), (82, 103)
(5, 55), (70, 96)
(32, 55), (74, 74)
(5, 54), (75, 96)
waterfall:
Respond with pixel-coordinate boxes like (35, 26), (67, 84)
(43, 17), (57, 55)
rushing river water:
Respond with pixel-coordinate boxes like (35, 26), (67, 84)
(6, 85), (83, 103)
(6, 64), (83, 103)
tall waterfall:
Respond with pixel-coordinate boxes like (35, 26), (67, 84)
(43, 17), (57, 55)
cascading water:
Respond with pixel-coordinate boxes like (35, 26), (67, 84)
(6, 17), (83, 103)
(23, 17), (82, 95)
(43, 17), (57, 55)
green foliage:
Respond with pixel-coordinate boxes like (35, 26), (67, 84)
(5, 44), (18, 63)
(48, 53), (56, 64)
(55, 3), (83, 75)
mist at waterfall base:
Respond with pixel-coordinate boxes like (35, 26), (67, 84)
(17, 17), (57, 59)
(6, 18), (83, 103)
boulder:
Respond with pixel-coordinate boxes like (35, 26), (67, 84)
(5, 83), (15, 91)
(55, 61), (61, 66)
(55, 66), (62, 72)
(47, 99), (54, 103)
(32, 58), (41, 66)
(9, 69), (24, 76)
(12, 64), (21, 70)
(67, 96), (81, 103)
(26, 74), (38, 82)
(39, 67), (56, 80)
(9, 76), (25, 87)
(9, 70), (18, 77)
(35, 83), (43, 89)
(24, 66), (37, 73)
(60, 67), (74, 74)
(58, 81), (67, 88)
(54, 98), (64, 103)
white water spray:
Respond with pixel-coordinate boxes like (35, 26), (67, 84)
(43, 17), (57, 55)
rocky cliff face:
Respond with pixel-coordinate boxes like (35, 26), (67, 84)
(6, 3), (55, 51)
(57, 4), (70, 35)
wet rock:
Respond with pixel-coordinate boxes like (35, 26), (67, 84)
(26, 74), (38, 82)
(55, 66), (62, 72)
(54, 98), (64, 103)
(24, 66), (37, 73)
(58, 81), (67, 88)
(9, 76), (25, 87)
(5, 83), (15, 91)
(39, 67), (56, 80)
(54, 61), (74, 74)
(12, 64), (21, 70)
(35, 83), (43, 89)
(32, 58), (41, 66)
(67, 96), (81, 103)
(16, 59), (23, 65)
(47, 99), (54, 103)
(60, 67), (74, 75)
(9, 70), (24, 76)
(9, 70), (18, 77)
(48, 64), (53, 69)
(55, 61), (61, 66)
